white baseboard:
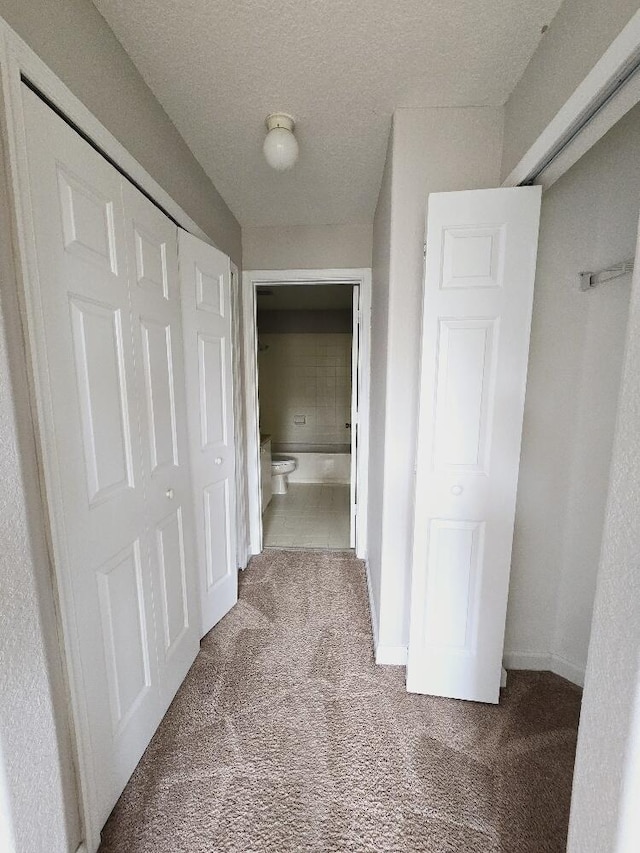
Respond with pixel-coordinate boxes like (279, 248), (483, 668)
(375, 644), (408, 666)
(364, 563), (408, 666)
(364, 561), (407, 666)
(503, 651), (551, 671)
(550, 653), (585, 687)
(364, 561), (379, 653)
(503, 650), (585, 687)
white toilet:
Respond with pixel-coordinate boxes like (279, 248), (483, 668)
(271, 455), (297, 495)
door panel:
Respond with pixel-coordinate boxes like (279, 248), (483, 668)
(155, 508), (190, 655)
(433, 318), (498, 471)
(204, 480), (231, 588)
(407, 186), (541, 704)
(140, 318), (179, 472)
(69, 296), (135, 502)
(179, 229), (237, 635)
(199, 333), (227, 447)
(122, 181), (201, 705)
(96, 540), (152, 732)
(22, 87), (161, 825)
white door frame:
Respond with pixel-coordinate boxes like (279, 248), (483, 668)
(241, 269), (371, 560)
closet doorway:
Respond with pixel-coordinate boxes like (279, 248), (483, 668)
(242, 270), (371, 559)
(15, 82), (237, 847)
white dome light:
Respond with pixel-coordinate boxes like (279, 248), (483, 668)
(263, 113), (299, 171)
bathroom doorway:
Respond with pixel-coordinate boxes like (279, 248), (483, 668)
(242, 270), (371, 558)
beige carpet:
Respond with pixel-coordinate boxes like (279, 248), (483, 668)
(99, 549), (581, 853)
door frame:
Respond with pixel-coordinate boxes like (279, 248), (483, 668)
(241, 268), (371, 560)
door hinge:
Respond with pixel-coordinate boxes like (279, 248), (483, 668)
(423, 242), (427, 259)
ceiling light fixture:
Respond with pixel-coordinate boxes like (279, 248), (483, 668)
(263, 113), (299, 171)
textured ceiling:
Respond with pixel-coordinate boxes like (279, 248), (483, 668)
(91, 0), (563, 227)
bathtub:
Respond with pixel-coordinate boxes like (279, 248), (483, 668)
(272, 443), (351, 484)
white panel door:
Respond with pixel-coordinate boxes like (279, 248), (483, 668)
(407, 187), (542, 703)
(21, 87), (162, 824)
(179, 229), (237, 635)
(122, 183), (200, 705)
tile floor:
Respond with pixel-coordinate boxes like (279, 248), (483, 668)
(262, 483), (351, 549)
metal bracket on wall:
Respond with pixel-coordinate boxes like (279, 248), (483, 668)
(579, 258), (634, 291)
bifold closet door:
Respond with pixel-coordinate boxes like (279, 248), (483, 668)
(179, 230), (237, 635)
(21, 86), (199, 828)
(122, 182), (200, 703)
(407, 187), (541, 704)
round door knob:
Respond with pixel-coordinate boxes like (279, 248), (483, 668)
(165, 488), (174, 499)
(451, 485), (463, 496)
(214, 457), (223, 465)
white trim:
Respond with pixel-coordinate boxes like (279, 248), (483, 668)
(230, 262), (250, 570)
(364, 564), (409, 668)
(502, 651), (585, 687)
(241, 269), (371, 561)
(368, 645), (584, 680)
(502, 651), (551, 671)
(503, 10), (640, 190)
(376, 645), (408, 667)
(242, 273), (262, 556)
(550, 654), (586, 688)
(0, 14), (232, 852)
(365, 560), (380, 654)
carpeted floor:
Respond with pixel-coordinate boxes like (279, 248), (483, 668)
(99, 549), (581, 853)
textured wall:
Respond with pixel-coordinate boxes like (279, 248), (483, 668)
(242, 224), (373, 271)
(0, 0), (241, 264)
(567, 213), (640, 852)
(257, 334), (352, 448)
(502, 0), (639, 179)
(377, 107), (503, 650)
(505, 103), (640, 683)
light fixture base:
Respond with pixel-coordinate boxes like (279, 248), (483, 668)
(265, 112), (295, 133)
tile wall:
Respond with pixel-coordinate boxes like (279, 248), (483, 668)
(258, 333), (352, 447)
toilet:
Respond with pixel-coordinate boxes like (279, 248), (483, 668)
(271, 455), (297, 495)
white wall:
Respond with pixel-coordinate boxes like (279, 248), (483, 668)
(257, 333), (352, 448)
(505, 103), (640, 684)
(242, 223), (372, 271)
(0, 0), (241, 264)
(566, 212), (640, 853)
(502, 0), (639, 179)
(372, 107), (504, 654)
(367, 126), (393, 645)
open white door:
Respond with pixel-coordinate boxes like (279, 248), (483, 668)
(179, 230), (237, 635)
(350, 286), (360, 548)
(407, 186), (542, 703)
